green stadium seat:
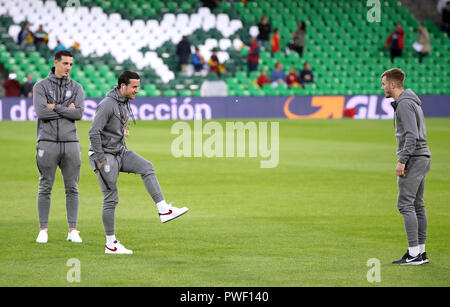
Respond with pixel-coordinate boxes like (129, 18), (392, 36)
(166, 2), (178, 12)
(164, 90), (177, 97)
(0, 0), (446, 97)
(148, 89), (162, 96)
(179, 90), (192, 97)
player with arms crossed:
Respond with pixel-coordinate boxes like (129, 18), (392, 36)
(381, 68), (431, 265)
(88, 71), (188, 255)
(33, 50), (85, 244)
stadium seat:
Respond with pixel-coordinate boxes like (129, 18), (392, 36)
(0, 0), (448, 97)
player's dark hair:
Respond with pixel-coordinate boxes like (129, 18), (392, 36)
(118, 70), (140, 87)
(54, 50), (73, 61)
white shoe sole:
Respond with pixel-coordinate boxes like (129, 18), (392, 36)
(67, 235), (82, 243)
(105, 249), (133, 255)
(67, 234), (83, 243)
(160, 207), (189, 223)
(399, 261), (424, 265)
(67, 239), (82, 243)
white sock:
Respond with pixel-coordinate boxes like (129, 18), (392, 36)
(156, 200), (168, 212)
(106, 235), (116, 246)
(408, 246), (420, 257)
(419, 244), (425, 254)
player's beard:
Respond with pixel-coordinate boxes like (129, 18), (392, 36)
(384, 87), (392, 98)
(124, 90), (135, 100)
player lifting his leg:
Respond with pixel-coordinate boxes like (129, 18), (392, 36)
(88, 71), (188, 254)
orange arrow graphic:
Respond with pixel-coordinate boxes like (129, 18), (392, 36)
(284, 96), (345, 119)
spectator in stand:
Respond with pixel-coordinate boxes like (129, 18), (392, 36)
(52, 40), (67, 57)
(17, 23), (34, 50)
(192, 47), (205, 75)
(270, 28), (280, 56)
(270, 62), (286, 87)
(208, 48), (226, 76)
(286, 67), (301, 88)
(256, 69), (270, 89)
(441, 1), (450, 36)
(176, 36), (192, 74)
(288, 21), (306, 57)
(415, 23), (431, 64)
(299, 62), (315, 87)
(20, 73), (35, 97)
(70, 41), (81, 55)
(437, 0), (449, 13)
(247, 37), (260, 75)
(257, 16), (271, 51)
(34, 24), (48, 50)
(385, 23), (405, 63)
(2, 72), (22, 97)
(201, 0), (217, 10)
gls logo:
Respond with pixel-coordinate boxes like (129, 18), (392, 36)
(367, 0), (381, 23)
(346, 95), (394, 119)
(283, 95), (394, 120)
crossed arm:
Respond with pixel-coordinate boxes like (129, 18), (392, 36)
(33, 82), (85, 121)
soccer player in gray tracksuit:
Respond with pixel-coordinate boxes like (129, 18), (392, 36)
(88, 71), (188, 255)
(381, 68), (431, 265)
(33, 50), (85, 244)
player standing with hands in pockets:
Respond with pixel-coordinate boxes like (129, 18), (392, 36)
(88, 71), (188, 255)
(381, 68), (431, 265)
(33, 50), (85, 244)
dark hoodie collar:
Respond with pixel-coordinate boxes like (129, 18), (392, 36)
(391, 89), (421, 110)
(107, 87), (136, 125)
(48, 67), (70, 85)
(107, 87), (129, 104)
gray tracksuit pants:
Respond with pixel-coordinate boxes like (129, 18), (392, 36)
(89, 148), (164, 236)
(36, 141), (81, 228)
(397, 156), (431, 247)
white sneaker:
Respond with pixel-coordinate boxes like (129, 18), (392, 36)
(36, 230), (48, 243)
(159, 204), (189, 223)
(67, 230), (83, 243)
(105, 240), (133, 255)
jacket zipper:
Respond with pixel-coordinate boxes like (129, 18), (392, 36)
(56, 79), (63, 142)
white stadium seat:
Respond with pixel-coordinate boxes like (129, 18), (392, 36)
(219, 38), (232, 50)
(3, 2), (249, 83)
(249, 26), (259, 38)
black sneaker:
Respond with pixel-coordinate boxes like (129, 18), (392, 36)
(392, 250), (423, 265)
(421, 252), (429, 264)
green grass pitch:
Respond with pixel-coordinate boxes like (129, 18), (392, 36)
(0, 118), (449, 286)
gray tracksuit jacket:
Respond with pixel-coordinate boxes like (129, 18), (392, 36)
(391, 89), (431, 164)
(33, 67), (85, 142)
(88, 87), (131, 163)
